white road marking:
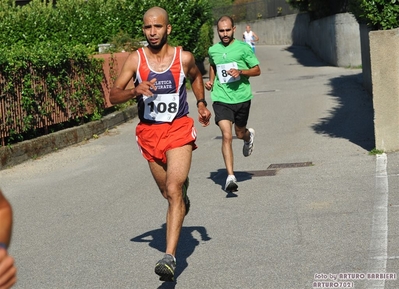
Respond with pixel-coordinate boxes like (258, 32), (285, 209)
(366, 153), (388, 288)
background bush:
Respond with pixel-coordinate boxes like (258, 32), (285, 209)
(0, 0), (213, 60)
(286, 0), (349, 20)
(286, 0), (399, 30)
(0, 0), (213, 145)
(348, 0), (399, 30)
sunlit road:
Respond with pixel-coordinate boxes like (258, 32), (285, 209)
(2, 45), (399, 289)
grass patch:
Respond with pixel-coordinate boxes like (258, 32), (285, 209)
(369, 148), (384, 155)
(346, 65), (362, 69)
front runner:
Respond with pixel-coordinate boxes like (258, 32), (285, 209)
(109, 6), (211, 282)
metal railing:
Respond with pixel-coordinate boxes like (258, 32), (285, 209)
(0, 53), (130, 146)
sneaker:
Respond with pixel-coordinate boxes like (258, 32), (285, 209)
(183, 177), (190, 216)
(225, 175), (238, 192)
(155, 254), (176, 282)
(243, 128), (255, 157)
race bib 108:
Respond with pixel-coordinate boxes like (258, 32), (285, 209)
(143, 93), (179, 122)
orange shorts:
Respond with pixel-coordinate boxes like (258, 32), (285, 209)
(136, 116), (198, 163)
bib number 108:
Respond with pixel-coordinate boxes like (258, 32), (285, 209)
(147, 101), (177, 113)
(143, 93), (179, 122)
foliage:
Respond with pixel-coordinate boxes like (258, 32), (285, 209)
(0, 0), (213, 59)
(196, 22), (214, 62)
(211, 0), (235, 8)
(349, 0), (399, 30)
(369, 148), (384, 155)
(0, 0), (213, 145)
(286, 0), (399, 29)
(108, 31), (143, 53)
(286, 0), (310, 11)
(212, 0), (296, 23)
(150, 0), (213, 61)
(286, 0), (349, 19)
(0, 42), (104, 143)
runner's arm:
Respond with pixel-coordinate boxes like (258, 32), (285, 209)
(0, 191), (12, 247)
(110, 53), (157, 104)
(183, 51), (206, 104)
(182, 51), (211, 126)
(205, 65), (216, 91)
(252, 32), (259, 42)
(0, 190), (17, 289)
(239, 65), (261, 77)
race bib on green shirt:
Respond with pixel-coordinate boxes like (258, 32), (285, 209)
(216, 62), (240, 84)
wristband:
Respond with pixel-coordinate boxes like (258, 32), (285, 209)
(196, 99), (208, 108)
(0, 243), (7, 250)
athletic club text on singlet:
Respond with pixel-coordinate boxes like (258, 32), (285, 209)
(134, 47), (189, 123)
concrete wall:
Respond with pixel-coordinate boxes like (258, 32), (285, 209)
(213, 13), (361, 67)
(213, 13), (307, 46)
(359, 24), (373, 96)
(307, 13), (361, 67)
(370, 28), (399, 152)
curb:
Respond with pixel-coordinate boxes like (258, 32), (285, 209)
(0, 105), (138, 170)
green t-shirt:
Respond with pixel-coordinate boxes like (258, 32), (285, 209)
(208, 39), (260, 104)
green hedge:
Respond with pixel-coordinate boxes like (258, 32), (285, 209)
(286, 0), (399, 30)
(349, 0), (399, 30)
(0, 0), (213, 60)
(0, 0), (213, 145)
(0, 42), (104, 143)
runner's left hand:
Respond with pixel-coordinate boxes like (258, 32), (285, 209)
(198, 108), (211, 127)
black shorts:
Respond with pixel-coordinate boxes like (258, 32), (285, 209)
(212, 100), (251, 127)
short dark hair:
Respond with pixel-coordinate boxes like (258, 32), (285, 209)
(217, 15), (234, 27)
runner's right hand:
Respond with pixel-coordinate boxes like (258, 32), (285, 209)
(135, 78), (157, 96)
(205, 81), (213, 91)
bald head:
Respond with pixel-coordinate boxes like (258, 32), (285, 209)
(142, 6), (171, 50)
(217, 15), (234, 28)
(143, 6), (169, 25)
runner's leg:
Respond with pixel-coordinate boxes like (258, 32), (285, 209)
(149, 144), (192, 256)
(164, 144), (192, 256)
(235, 125), (250, 142)
(148, 160), (167, 197)
(218, 119), (234, 176)
(234, 100), (251, 142)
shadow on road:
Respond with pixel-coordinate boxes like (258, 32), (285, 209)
(285, 45), (327, 67)
(286, 45), (375, 151)
(209, 169), (255, 197)
(131, 223), (211, 286)
(312, 74), (375, 151)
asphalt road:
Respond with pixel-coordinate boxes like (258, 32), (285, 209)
(1, 45), (399, 289)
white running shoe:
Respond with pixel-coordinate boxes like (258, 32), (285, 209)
(225, 175), (238, 192)
(243, 128), (255, 157)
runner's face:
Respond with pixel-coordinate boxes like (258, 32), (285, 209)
(142, 14), (171, 50)
(217, 20), (235, 45)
